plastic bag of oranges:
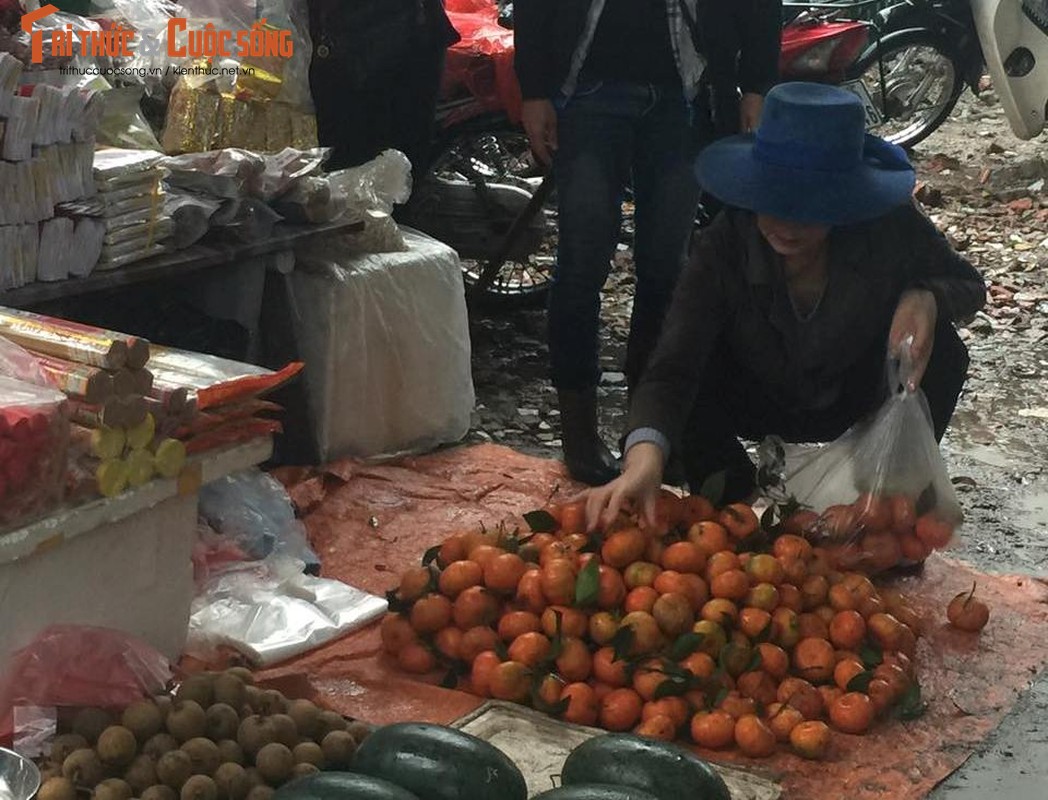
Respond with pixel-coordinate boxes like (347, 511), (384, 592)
(777, 340), (963, 574)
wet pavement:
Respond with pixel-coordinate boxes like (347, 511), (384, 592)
(467, 91), (1048, 796)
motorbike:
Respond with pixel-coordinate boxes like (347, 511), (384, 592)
(407, 0), (1045, 309)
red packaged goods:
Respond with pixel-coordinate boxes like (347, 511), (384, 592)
(183, 417), (283, 455)
(178, 399), (283, 437)
(0, 375), (69, 528)
(0, 307), (150, 369)
(148, 345), (303, 410)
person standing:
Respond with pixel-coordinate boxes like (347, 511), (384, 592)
(308, 0), (460, 175)
(514, 0), (782, 487)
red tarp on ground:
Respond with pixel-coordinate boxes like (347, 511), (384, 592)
(247, 444), (1048, 800)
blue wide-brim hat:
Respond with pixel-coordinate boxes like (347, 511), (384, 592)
(696, 82), (917, 226)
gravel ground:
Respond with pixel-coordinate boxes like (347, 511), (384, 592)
(466, 90), (1048, 797)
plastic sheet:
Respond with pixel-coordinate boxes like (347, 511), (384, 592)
(443, 0), (523, 125)
(0, 625), (172, 743)
(0, 335), (53, 390)
(184, 555), (388, 667)
(198, 468), (319, 568)
(289, 227), (474, 461)
(161, 149), (267, 199)
(165, 190), (222, 248)
(780, 339), (964, 573)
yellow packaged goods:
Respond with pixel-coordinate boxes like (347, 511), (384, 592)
(126, 447), (156, 487)
(153, 438), (187, 479)
(96, 457), (130, 497)
(126, 412), (156, 451)
(265, 102), (293, 152)
(161, 82), (221, 155)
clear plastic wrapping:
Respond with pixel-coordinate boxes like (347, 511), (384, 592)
(0, 375), (69, 528)
(781, 340), (964, 573)
(161, 149), (266, 199)
(185, 556), (388, 667)
(198, 468), (319, 568)
(165, 190), (222, 248)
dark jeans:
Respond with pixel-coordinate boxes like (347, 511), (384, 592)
(549, 82), (711, 391)
(310, 44), (446, 178)
(680, 318), (971, 503)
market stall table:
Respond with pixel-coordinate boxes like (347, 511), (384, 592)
(0, 437), (274, 674)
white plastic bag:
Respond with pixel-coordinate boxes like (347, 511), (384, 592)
(782, 339), (963, 573)
(184, 556), (388, 667)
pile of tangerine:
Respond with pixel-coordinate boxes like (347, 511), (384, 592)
(380, 492), (924, 760)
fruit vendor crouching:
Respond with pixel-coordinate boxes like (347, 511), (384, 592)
(584, 82), (986, 528)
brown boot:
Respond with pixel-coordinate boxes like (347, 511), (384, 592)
(557, 388), (620, 486)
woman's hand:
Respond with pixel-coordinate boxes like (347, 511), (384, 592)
(521, 99), (558, 166)
(890, 288), (938, 391)
(580, 442), (665, 532)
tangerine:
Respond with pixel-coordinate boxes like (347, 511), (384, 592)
(397, 643), (438, 674)
(790, 720), (832, 759)
(778, 678), (824, 720)
(757, 643), (789, 680)
(620, 611), (664, 656)
(718, 692), (758, 719)
(829, 692), (874, 734)
(540, 559), (577, 606)
(915, 514), (953, 550)
(592, 647), (630, 687)
(711, 569), (750, 601)
(689, 521), (733, 558)
(691, 620), (728, 656)
(690, 710), (735, 749)
(735, 714), (776, 758)
(801, 575), (830, 610)
(828, 610), (866, 650)
(680, 651), (717, 679)
(560, 683), (599, 726)
(434, 627), (464, 661)
(642, 697), (690, 729)
(589, 611), (620, 646)
(469, 650), (502, 697)
(410, 594), (453, 635)
(380, 613), (417, 654)
(720, 504), (760, 540)
(439, 560), (484, 598)
(793, 638), (836, 684)
(507, 631), (552, 668)
(453, 586), (500, 629)
(515, 570), (547, 613)
(600, 688), (644, 732)
(555, 637), (593, 682)
(632, 659), (671, 701)
(746, 554), (785, 585)
(602, 529), (648, 569)
(867, 678), (895, 715)
(662, 541), (707, 575)
(767, 703), (805, 743)
(701, 598), (739, 627)
(437, 533), (470, 568)
(398, 567), (433, 602)
(634, 714), (676, 742)
(460, 626), (501, 663)
(833, 659), (866, 692)
(797, 613), (830, 641)
(597, 566), (628, 609)
(771, 607), (801, 649)
(681, 494), (717, 526)
(737, 671), (778, 706)
(746, 582), (781, 612)
(484, 553), (528, 594)
(706, 551), (741, 581)
(542, 606), (588, 639)
(653, 592), (696, 638)
(498, 610), (542, 642)
(860, 530), (903, 573)
(899, 533), (932, 564)
(889, 494), (917, 535)
(738, 607), (773, 640)
(777, 584), (805, 613)
(773, 534), (814, 561)
(489, 660), (531, 703)
(624, 561), (662, 590)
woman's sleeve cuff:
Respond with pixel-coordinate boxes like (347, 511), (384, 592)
(624, 427), (671, 459)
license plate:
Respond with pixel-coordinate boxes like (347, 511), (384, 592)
(841, 79), (883, 127)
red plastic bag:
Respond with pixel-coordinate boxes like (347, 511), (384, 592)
(0, 625), (172, 744)
(443, 0), (523, 124)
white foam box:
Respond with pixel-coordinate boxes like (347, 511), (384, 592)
(0, 439), (273, 674)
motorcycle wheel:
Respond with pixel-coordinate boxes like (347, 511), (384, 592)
(428, 125), (554, 309)
(849, 30), (966, 150)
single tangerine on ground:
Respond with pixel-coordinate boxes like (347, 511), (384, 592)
(690, 710), (736, 749)
(735, 714), (776, 758)
(599, 688), (644, 732)
(947, 585), (991, 632)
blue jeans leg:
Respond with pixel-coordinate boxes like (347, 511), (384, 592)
(626, 90), (707, 388)
(548, 82), (640, 391)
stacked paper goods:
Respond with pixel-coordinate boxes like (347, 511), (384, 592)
(0, 53), (107, 289)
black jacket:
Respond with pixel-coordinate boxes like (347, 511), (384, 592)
(514, 0), (781, 112)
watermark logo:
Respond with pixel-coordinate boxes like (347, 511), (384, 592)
(22, 5), (294, 65)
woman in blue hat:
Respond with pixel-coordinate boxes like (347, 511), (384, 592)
(583, 82), (986, 527)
